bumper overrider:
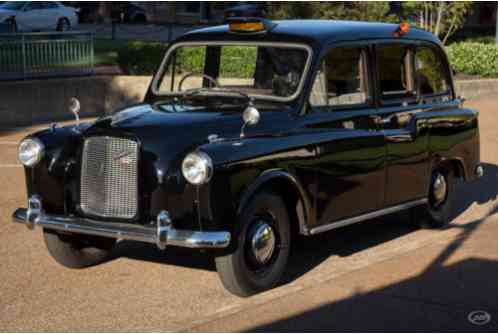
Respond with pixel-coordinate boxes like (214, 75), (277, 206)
(12, 196), (231, 250)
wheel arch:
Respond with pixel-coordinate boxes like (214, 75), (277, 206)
(236, 169), (313, 236)
(431, 155), (467, 180)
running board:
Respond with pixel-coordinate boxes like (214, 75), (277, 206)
(309, 198), (428, 235)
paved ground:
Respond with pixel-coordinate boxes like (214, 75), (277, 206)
(0, 96), (497, 331)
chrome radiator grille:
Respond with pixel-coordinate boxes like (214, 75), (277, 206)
(80, 136), (138, 219)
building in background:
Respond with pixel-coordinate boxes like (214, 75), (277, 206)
(136, 2), (230, 25)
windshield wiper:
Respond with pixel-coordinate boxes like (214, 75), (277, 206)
(181, 88), (251, 104)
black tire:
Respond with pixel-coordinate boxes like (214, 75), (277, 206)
(414, 167), (454, 229)
(56, 18), (71, 32)
(215, 192), (291, 297)
(43, 229), (116, 269)
(7, 18), (17, 33)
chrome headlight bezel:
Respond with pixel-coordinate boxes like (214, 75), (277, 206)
(181, 151), (213, 185)
(18, 138), (45, 167)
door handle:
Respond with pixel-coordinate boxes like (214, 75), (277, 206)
(370, 115), (390, 126)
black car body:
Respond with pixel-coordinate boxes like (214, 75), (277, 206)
(13, 19), (482, 297)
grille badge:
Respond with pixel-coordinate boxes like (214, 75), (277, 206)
(113, 151), (133, 165)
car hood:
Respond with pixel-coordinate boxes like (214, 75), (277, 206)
(83, 103), (264, 174)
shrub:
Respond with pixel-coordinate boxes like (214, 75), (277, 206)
(446, 42), (498, 77)
(117, 41), (168, 75)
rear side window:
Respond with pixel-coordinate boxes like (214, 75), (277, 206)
(376, 44), (415, 101)
(309, 47), (369, 108)
(415, 46), (450, 96)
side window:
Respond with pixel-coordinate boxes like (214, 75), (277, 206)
(309, 47), (369, 109)
(376, 44), (415, 102)
(415, 46), (450, 96)
(26, 2), (45, 10)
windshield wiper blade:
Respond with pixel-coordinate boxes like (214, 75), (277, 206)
(181, 88), (251, 102)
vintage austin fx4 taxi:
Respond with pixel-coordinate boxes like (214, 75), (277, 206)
(13, 19), (482, 297)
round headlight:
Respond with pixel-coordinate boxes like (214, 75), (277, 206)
(18, 138), (44, 167)
(182, 151), (213, 185)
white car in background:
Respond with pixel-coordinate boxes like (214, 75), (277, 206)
(0, 1), (78, 32)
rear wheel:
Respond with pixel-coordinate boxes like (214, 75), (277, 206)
(56, 18), (70, 32)
(413, 167), (454, 228)
(215, 192), (291, 297)
(43, 229), (116, 268)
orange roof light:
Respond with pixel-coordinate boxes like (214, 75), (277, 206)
(394, 22), (410, 38)
(229, 21), (265, 33)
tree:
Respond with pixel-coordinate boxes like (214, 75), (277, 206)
(268, 2), (398, 23)
(397, 2), (472, 44)
(268, 2), (473, 45)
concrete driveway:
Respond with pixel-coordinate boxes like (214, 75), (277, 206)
(0, 96), (497, 331)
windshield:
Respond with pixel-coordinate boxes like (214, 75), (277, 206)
(153, 43), (310, 101)
(0, 1), (27, 10)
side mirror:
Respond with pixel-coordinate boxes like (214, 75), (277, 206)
(68, 97), (81, 128)
(240, 103), (260, 138)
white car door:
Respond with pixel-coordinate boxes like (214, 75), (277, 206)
(16, 2), (44, 31)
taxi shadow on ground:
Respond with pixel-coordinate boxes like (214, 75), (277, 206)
(248, 217), (498, 332)
(112, 163), (498, 282)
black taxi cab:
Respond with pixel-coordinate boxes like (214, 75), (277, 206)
(13, 19), (482, 297)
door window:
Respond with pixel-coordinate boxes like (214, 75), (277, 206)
(26, 2), (45, 10)
(376, 44), (415, 102)
(415, 46), (450, 97)
(309, 47), (369, 109)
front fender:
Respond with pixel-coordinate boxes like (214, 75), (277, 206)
(197, 135), (317, 234)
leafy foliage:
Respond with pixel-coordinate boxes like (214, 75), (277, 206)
(118, 43), (258, 77)
(403, 2), (473, 44)
(269, 2), (397, 22)
(446, 42), (498, 77)
(118, 41), (168, 75)
(270, 2), (473, 45)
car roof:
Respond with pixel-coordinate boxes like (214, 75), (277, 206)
(179, 20), (441, 47)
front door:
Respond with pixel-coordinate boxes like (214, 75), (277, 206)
(305, 44), (387, 228)
(16, 2), (45, 31)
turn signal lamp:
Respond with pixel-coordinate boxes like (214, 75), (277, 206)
(393, 22), (410, 38)
(228, 18), (275, 34)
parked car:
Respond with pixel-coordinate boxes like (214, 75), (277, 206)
(0, 1), (77, 32)
(224, 2), (266, 21)
(13, 19), (482, 297)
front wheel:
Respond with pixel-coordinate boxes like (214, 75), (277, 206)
(215, 192), (291, 297)
(7, 18), (17, 33)
(43, 229), (116, 268)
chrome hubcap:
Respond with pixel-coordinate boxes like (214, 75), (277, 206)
(432, 173), (447, 206)
(250, 221), (276, 265)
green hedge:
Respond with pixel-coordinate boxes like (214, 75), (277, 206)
(117, 41), (168, 75)
(118, 42), (257, 77)
(446, 42), (498, 77)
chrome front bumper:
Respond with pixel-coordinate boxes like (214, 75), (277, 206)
(12, 196), (230, 250)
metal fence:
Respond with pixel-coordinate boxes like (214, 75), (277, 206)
(0, 32), (94, 81)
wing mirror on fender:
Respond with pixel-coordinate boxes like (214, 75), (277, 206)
(68, 97), (81, 129)
(240, 101), (260, 138)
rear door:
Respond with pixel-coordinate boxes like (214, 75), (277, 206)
(304, 43), (387, 229)
(373, 41), (453, 206)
